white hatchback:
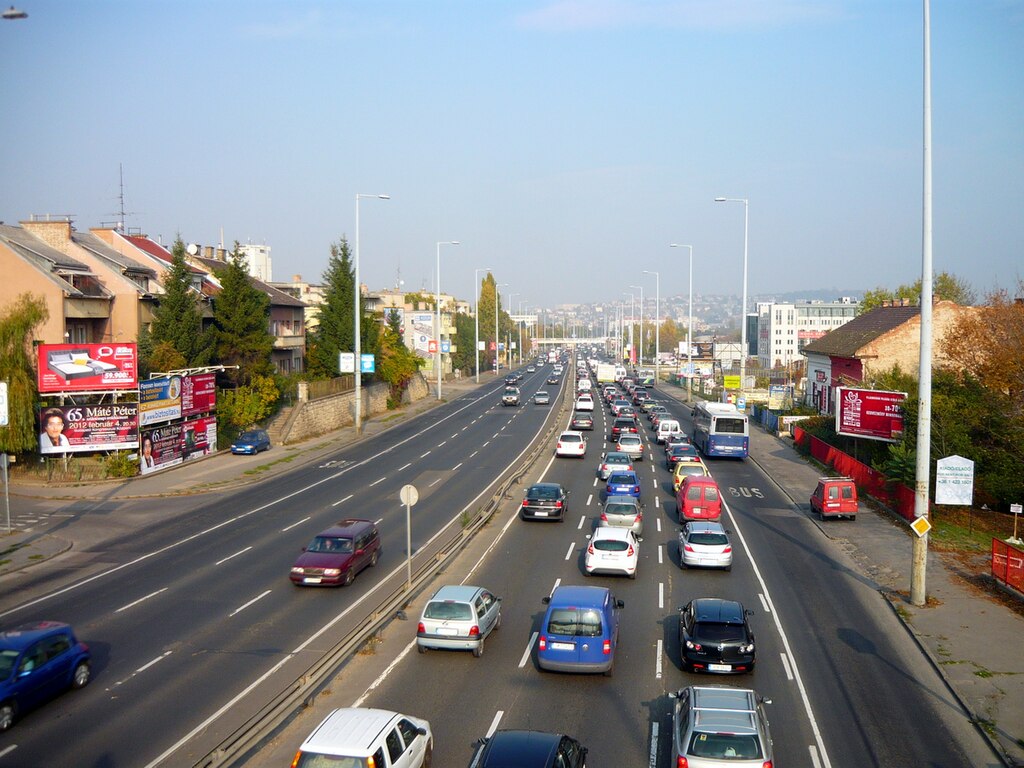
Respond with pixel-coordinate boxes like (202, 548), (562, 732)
(293, 708), (432, 768)
(555, 430), (587, 458)
(585, 526), (640, 579)
(575, 393), (594, 411)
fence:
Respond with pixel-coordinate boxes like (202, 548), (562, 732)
(992, 539), (1024, 593)
(793, 425), (918, 521)
(305, 374), (355, 400)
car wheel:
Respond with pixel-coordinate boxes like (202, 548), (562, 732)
(629, 571), (636, 580)
(342, 569), (355, 587)
(370, 549), (380, 567)
(602, 663), (614, 678)
(417, 643), (426, 654)
(495, 611), (502, 630)
(725, 564), (732, 572)
(0, 702), (14, 732)
(422, 743), (433, 767)
(473, 638), (484, 658)
(72, 660), (91, 689)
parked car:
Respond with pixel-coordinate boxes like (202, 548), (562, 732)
(670, 686), (773, 767)
(585, 526), (640, 579)
(502, 386), (521, 406)
(600, 495), (644, 535)
(292, 707), (432, 768)
(230, 429), (271, 455)
(606, 470), (642, 499)
(0, 621), (91, 732)
(416, 585), (501, 657)
(596, 451), (634, 481)
(615, 433), (644, 462)
(810, 476), (859, 520)
(537, 585), (623, 675)
(679, 521), (733, 570)
(533, 390), (550, 405)
(569, 411), (594, 431)
(679, 598), (756, 674)
(521, 483), (568, 521)
(290, 519), (381, 586)
(555, 430), (587, 458)
(470, 730), (587, 768)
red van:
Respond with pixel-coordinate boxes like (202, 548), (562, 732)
(810, 477), (858, 520)
(677, 476), (722, 522)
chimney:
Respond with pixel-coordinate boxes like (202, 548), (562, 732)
(204, 246), (215, 259)
(21, 219), (72, 249)
(216, 248), (227, 261)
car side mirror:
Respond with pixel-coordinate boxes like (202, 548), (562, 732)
(746, 609), (754, 617)
(616, 599), (625, 608)
(760, 697), (773, 705)
(585, 534), (592, 540)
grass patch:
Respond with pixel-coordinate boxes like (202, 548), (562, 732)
(930, 507), (1017, 555)
(974, 667), (995, 678)
(28, 554), (44, 560)
(0, 559), (10, 567)
(242, 454), (300, 476)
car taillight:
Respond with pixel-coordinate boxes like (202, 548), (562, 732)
(723, 546), (732, 553)
(633, 485), (640, 493)
(522, 500), (529, 507)
(684, 543), (695, 552)
(538, 636), (547, 650)
(469, 625), (480, 637)
(417, 622), (425, 633)
(555, 500), (563, 508)
(291, 751), (303, 768)
(600, 512), (608, 521)
(602, 639), (611, 654)
(677, 757), (689, 768)
(627, 545), (634, 556)
(587, 543), (594, 554)
(762, 762), (773, 768)
(636, 512), (643, 521)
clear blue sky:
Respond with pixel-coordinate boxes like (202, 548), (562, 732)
(2, 1), (1021, 308)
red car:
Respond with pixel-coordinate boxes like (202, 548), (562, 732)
(290, 519), (381, 586)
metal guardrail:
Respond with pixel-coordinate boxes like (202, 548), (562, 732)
(195, 371), (572, 767)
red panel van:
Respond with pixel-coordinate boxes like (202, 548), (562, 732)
(677, 476), (722, 522)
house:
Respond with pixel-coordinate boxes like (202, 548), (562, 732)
(800, 300), (970, 414)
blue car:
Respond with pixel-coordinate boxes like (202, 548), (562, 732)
(230, 429), (271, 455)
(606, 470), (641, 499)
(0, 621), (91, 731)
(537, 585), (623, 675)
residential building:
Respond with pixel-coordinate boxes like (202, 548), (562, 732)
(756, 298), (859, 370)
(236, 242), (273, 282)
(270, 275), (326, 333)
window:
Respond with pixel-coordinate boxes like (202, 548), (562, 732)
(397, 718), (421, 748)
(385, 727), (405, 762)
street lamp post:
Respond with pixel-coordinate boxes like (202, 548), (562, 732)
(474, 267), (491, 383)
(623, 292), (635, 367)
(506, 293), (518, 368)
(354, 193), (389, 434)
(630, 284), (644, 366)
(670, 245), (694, 402)
(518, 301), (527, 365)
(496, 283), (509, 374)
(715, 197), (749, 394)
(436, 240), (460, 400)
(643, 270), (660, 385)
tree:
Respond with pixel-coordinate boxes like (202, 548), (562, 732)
(450, 311), (478, 374)
(860, 271), (975, 313)
(217, 374), (279, 431)
(475, 273), (504, 371)
(0, 293), (48, 454)
(150, 236), (213, 369)
(211, 245), (274, 386)
(306, 238), (357, 379)
(374, 313), (423, 408)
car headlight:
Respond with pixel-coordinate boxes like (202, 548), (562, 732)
(290, 567), (304, 574)
(323, 568), (341, 576)
(741, 642), (755, 653)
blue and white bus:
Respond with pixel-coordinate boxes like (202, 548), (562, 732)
(691, 401), (749, 458)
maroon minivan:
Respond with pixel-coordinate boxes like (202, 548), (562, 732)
(290, 519), (381, 586)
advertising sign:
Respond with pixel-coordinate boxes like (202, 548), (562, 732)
(723, 375), (741, 389)
(37, 343), (138, 393)
(360, 354), (375, 373)
(412, 313), (434, 360)
(339, 352), (355, 373)
(139, 423), (183, 474)
(39, 403), (138, 454)
(935, 455), (975, 505)
(181, 374), (216, 417)
(182, 416), (217, 462)
(835, 387), (906, 443)
(140, 376), (183, 426)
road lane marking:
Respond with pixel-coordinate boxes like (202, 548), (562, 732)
(810, 746), (824, 768)
(648, 721), (659, 768)
(332, 494), (354, 507)
(659, 582), (664, 609)
(482, 441), (490, 447)
(486, 710), (505, 738)
(136, 651), (173, 674)
(452, 462), (463, 471)
(429, 478), (442, 487)
(549, 578), (561, 597)
(658, 545), (664, 565)
(216, 547), (253, 565)
(759, 593), (771, 613)
(0, 746), (16, 758)
(519, 632), (538, 669)
(369, 477), (386, 487)
(586, 493), (593, 506)
(281, 517), (312, 533)
(398, 462), (412, 471)
(564, 542), (575, 561)
(452, 432), (460, 438)
(116, 588), (168, 613)
(781, 653), (795, 680)
(656, 639), (663, 679)
(229, 589), (271, 617)
(437, 440), (448, 447)
(652, 477), (658, 488)
(420, 450), (431, 458)
(655, 496), (661, 508)
(577, 515), (586, 530)
(469, 451), (478, 458)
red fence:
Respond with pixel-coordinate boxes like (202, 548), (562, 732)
(992, 539), (1024, 593)
(793, 426), (918, 521)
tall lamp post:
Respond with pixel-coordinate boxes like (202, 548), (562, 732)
(630, 285), (644, 365)
(496, 283), (509, 373)
(354, 193), (389, 434)
(714, 196), (749, 393)
(435, 240), (460, 400)
(643, 270), (660, 384)
(506, 293), (519, 367)
(670, 245), (694, 402)
(622, 292), (635, 367)
(518, 301), (528, 365)
(474, 267), (491, 383)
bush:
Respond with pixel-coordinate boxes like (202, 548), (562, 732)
(104, 451), (139, 478)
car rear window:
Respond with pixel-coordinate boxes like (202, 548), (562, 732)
(715, 417), (746, 434)
(529, 486), (561, 500)
(688, 532), (728, 545)
(618, 436), (640, 445)
(547, 608), (603, 637)
(561, 434), (582, 443)
(605, 503), (637, 516)
(687, 732), (763, 760)
(424, 601), (473, 620)
(693, 622), (747, 643)
(594, 539), (629, 552)
(608, 473), (635, 485)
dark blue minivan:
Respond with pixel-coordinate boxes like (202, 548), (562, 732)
(537, 585), (623, 676)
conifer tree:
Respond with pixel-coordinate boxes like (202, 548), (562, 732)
(211, 245), (274, 386)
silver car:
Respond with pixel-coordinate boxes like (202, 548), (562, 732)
(601, 495), (644, 535)
(534, 390), (550, 405)
(616, 434), (644, 462)
(597, 451), (634, 480)
(670, 685), (773, 767)
(679, 521), (733, 570)
(416, 585), (501, 658)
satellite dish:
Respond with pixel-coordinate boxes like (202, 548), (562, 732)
(186, 243), (199, 255)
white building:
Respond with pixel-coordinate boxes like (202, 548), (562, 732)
(237, 242), (273, 282)
(756, 298), (859, 369)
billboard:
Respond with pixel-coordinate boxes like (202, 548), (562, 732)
(835, 387), (906, 443)
(140, 376), (183, 426)
(39, 403), (139, 454)
(37, 343), (138, 393)
(411, 313), (434, 361)
(181, 373), (216, 417)
(140, 417), (217, 474)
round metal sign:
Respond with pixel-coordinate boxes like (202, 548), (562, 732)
(400, 484), (419, 506)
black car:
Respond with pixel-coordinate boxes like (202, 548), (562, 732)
(505, 374), (518, 385)
(470, 730), (587, 768)
(679, 598), (756, 674)
(521, 483), (568, 521)
(547, 375), (560, 385)
(609, 416), (638, 442)
(570, 411), (594, 431)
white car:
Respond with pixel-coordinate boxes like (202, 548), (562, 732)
(555, 430), (587, 458)
(616, 434), (644, 462)
(293, 708), (433, 767)
(574, 393), (594, 412)
(585, 526), (640, 579)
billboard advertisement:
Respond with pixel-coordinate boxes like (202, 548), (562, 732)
(140, 376), (183, 426)
(37, 343), (138, 393)
(181, 373), (216, 417)
(835, 387), (906, 443)
(411, 313), (434, 361)
(140, 417), (217, 474)
(39, 403), (139, 454)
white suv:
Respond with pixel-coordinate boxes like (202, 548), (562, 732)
(292, 708), (432, 768)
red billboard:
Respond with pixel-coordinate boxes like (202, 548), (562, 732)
(37, 343), (138, 393)
(182, 373), (216, 417)
(835, 387), (906, 443)
(39, 403), (139, 454)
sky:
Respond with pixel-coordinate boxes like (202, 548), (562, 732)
(1, 1), (1021, 310)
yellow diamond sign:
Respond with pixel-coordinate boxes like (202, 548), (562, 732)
(910, 516), (932, 537)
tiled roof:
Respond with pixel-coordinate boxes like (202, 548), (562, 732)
(124, 235), (206, 275)
(72, 232), (157, 277)
(802, 305), (921, 358)
(192, 256), (306, 308)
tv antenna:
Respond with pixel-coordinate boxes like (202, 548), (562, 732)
(104, 163), (141, 232)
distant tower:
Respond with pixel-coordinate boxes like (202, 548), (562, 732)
(237, 242), (273, 281)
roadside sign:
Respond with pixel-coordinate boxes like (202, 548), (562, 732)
(360, 354), (375, 373)
(0, 382), (7, 427)
(935, 455), (974, 505)
(339, 352), (355, 373)
(441, 341), (450, 353)
(428, 340), (438, 354)
(910, 516), (932, 537)
(400, 484), (419, 506)
(724, 375), (740, 389)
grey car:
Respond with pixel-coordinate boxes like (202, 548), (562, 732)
(679, 521), (733, 570)
(597, 451), (634, 481)
(601, 494), (644, 535)
(416, 585), (501, 658)
(534, 390), (550, 405)
(670, 685), (773, 767)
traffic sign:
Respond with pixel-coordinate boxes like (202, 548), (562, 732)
(428, 340), (438, 354)
(400, 484), (419, 506)
(0, 382), (7, 427)
(910, 516), (932, 537)
(441, 341), (450, 353)
(360, 354), (375, 373)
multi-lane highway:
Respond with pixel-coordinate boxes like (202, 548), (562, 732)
(0, 359), (995, 767)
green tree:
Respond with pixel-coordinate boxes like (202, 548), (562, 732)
(375, 314), (423, 408)
(451, 311), (477, 374)
(216, 374), (279, 430)
(150, 236), (212, 368)
(211, 245), (274, 386)
(860, 271), (975, 313)
(306, 238), (356, 379)
(475, 273), (504, 371)
(0, 293), (48, 454)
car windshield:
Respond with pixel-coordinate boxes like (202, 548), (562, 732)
(687, 732), (763, 760)
(0, 649), (19, 679)
(547, 608), (603, 637)
(239, 432), (261, 442)
(307, 536), (353, 554)
(594, 539), (630, 552)
(424, 601), (473, 620)
(688, 532), (728, 545)
(529, 486), (561, 500)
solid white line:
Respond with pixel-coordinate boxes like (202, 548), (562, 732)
(115, 588), (167, 613)
(656, 638), (663, 679)
(781, 652), (795, 680)
(352, 640), (418, 708)
(136, 651), (172, 674)
(759, 592), (771, 613)
(486, 710), (505, 738)
(332, 494), (354, 507)
(398, 462), (412, 471)
(215, 547), (252, 565)
(452, 463), (463, 471)
(577, 515), (586, 530)
(281, 517), (311, 532)
(564, 542), (575, 561)
(658, 582), (664, 609)
(519, 632), (538, 668)
(0, 745), (16, 758)
(229, 589), (271, 617)
(369, 477), (385, 487)
(420, 450), (431, 458)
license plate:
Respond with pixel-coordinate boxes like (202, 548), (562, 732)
(436, 628), (458, 636)
(534, 510), (548, 516)
(303, 577), (322, 584)
(708, 663), (731, 672)
(550, 642), (575, 651)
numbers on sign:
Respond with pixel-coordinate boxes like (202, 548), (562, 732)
(729, 487), (765, 499)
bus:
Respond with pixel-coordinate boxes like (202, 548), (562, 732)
(691, 401), (749, 458)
